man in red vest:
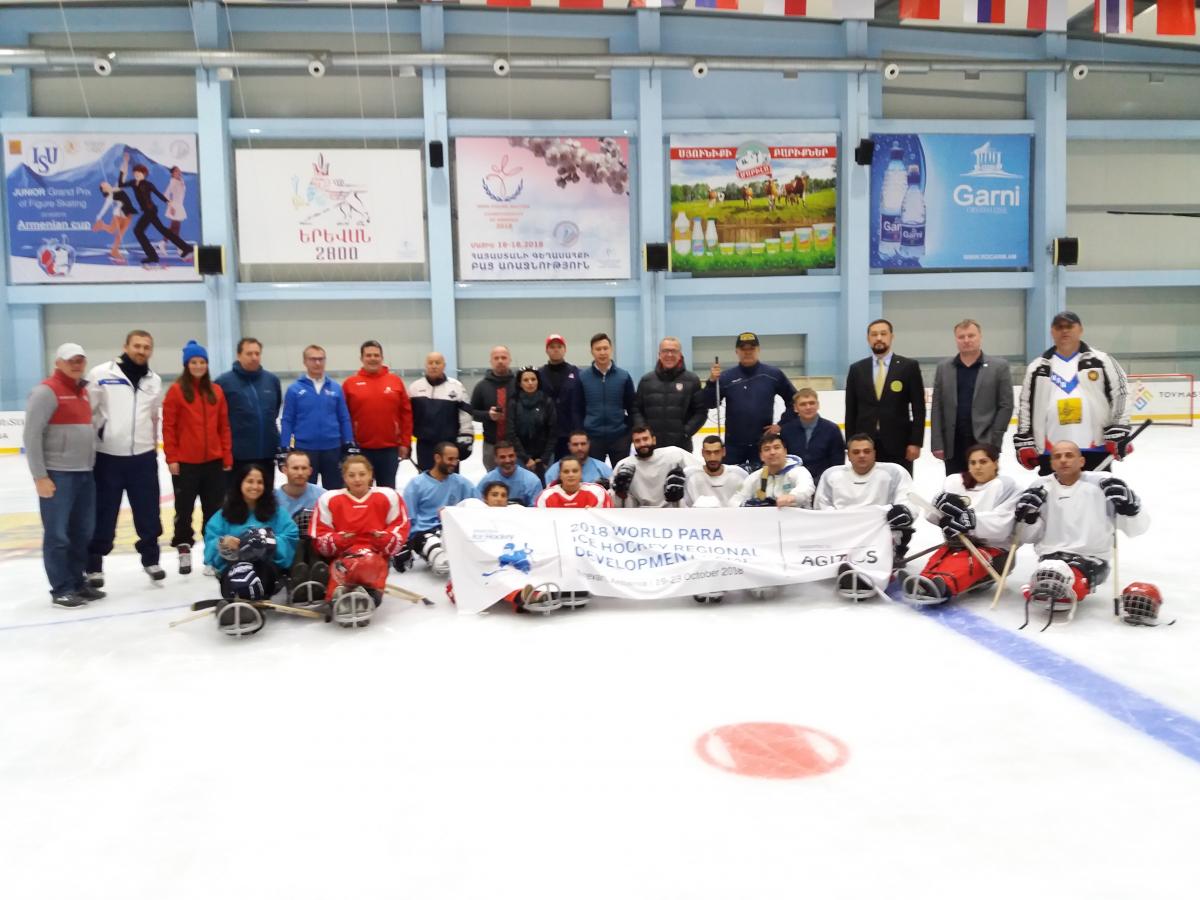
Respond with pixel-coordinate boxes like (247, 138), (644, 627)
(24, 343), (101, 608)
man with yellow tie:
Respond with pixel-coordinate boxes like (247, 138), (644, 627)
(843, 319), (926, 475)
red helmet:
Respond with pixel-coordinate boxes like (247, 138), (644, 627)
(1120, 582), (1162, 625)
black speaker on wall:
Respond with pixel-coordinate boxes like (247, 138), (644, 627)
(854, 138), (876, 167)
(193, 245), (225, 276)
(644, 242), (671, 272)
(1052, 237), (1079, 267)
(428, 140), (445, 169)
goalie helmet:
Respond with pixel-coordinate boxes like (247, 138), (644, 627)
(292, 506), (314, 535)
(1120, 581), (1162, 626)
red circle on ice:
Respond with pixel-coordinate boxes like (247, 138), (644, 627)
(695, 722), (850, 779)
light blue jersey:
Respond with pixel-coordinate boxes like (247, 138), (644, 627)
(544, 455), (613, 486)
(476, 465), (544, 507)
(404, 471), (477, 533)
(275, 482), (326, 519)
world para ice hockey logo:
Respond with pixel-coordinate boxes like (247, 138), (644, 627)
(482, 542), (534, 577)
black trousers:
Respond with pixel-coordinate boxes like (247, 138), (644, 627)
(587, 432), (631, 467)
(171, 459), (225, 548)
(134, 209), (191, 262)
(88, 450), (161, 571)
(360, 447), (400, 488)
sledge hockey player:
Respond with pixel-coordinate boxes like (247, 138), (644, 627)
(610, 425), (701, 508)
(203, 463), (299, 636)
(311, 455), (410, 627)
(813, 433), (915, 600)
(401, 441), (475, 577)
(1013, 439), (1149, 626)
(683, 436), (744, 508)
(902, 443), (1020, 605)
(735, 433), (815, 508)
(536, 456), (613, 508)
(274, 448), (328, 606)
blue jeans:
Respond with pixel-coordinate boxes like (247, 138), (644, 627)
(40, 470), (96, 598)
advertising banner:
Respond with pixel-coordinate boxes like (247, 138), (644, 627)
(234, 148), (425, 265)
(4, 133), (201, 283)
(454, 136), (631, 280)
(441, 506), (892, 614)
(668, 133), (837, 276)
(869, 133), (1031, 269)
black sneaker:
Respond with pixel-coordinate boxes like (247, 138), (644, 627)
(178, 544), (193, 575)
(77, 584), (106, 601)
(86, 571), (104, 588)
(53, 593), (87, 609)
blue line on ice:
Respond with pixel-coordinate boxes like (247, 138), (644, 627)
(0, 603), (192, 632)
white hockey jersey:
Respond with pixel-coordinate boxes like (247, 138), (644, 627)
(612, 446), (702, 508)
(814, 462), (913, 513)
(925, 473), (1021, 546)
(683, 466), (744, 508)
(734, 455), (815, 507)
(1021, 471), (1149, 560)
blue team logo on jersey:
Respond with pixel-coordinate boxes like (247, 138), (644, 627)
(1049, 371), (1079, 394)
(483, 542), (533, 576)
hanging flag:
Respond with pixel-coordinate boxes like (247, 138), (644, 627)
(1155, 0), (1197, 36)
(761, 0), (808, 14)
(694, 0), (740, 9)
(1093, 0), (1134, 33)
(1026, 0), (1067, 30)
(963, 0), (1005, 24)
(899, 0), (941, 20)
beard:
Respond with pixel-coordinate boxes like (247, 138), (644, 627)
(704, 461), (722, 473)
(872, 341), (888, 354)
(634, 445), (654, 459)
(436, 462), (456, 476)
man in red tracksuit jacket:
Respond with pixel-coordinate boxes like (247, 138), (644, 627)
(342, 340), (413, 489)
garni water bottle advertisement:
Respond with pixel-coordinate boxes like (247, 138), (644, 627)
(869, 133), (1031, 269)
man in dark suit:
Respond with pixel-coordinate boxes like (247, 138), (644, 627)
(843, 319), (925, 474)
(930, 319), (1014, 475)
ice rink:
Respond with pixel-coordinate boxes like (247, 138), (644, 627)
(2, 427), (1199, 900)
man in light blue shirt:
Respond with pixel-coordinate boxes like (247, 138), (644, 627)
(476, 441), (544, 506)
(274, 449), (326, 519)
(543, 430), (613, 487)
(401, 442), (475, 576)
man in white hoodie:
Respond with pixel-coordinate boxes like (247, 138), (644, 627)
(610, 425), (701, 508)
(735, 433), (815, 508)
(86, 330), (165, 584)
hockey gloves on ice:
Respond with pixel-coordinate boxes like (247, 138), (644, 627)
(1015, 486), (1047, 524)
(1101, 477), (1140, 516)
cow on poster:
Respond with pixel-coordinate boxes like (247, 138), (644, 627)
(454, 137), (631, 280)
(234, 148), (425, 265)
(441, 506), (892, 614)
(4, 133), (201, 283)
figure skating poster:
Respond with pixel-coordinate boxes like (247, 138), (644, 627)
(234, 148), (425, 266)
(5, 133), (201, 283)
(454, 137), (631, 281)
(869, 133), (1031, 269)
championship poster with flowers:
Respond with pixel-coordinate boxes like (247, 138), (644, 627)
(4, 133), (201, 283)
(669, 133), (837, 276)
(454, 137), (631, 281)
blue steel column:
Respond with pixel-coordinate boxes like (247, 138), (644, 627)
(630, 9), (663, 379)
(421, 4), (457, 374)
(0, 23), (34, 407)
(193, 0), (238, 375)
(838, 20), (872, 386)
(1027, 33), (1068, 361)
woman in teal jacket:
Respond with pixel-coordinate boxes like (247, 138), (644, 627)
(204, 463), (297, 600)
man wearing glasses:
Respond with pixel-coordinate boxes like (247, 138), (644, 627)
(280, 344), (354, 489)
(634, 337), (707, 453)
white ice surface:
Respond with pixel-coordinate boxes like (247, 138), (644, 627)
(2, 429), (1199, 899)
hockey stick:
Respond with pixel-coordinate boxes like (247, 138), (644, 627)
(900, 543), (941, 566)
(713, 356), (723, 443)
(989, 536), (1021, 611)
(255, 600), (324, 619)
(170, 608), (215, 628)
(1092, 418), (1152, 616)
(907, 492), (1002, 583)
(385, 582), (435, 606)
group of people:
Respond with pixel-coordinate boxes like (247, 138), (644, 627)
(25, 308), (1158, 628)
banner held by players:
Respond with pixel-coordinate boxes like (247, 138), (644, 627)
(441, 506), (892, 614)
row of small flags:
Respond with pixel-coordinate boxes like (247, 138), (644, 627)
(472, 0), (1196, 36)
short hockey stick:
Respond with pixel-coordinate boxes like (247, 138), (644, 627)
(385, 583), (435, 606)
(169, 608), (214, 628)
(907, 492), (1002, 583)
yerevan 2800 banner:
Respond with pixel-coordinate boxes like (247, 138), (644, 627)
(669, 133), (837, 276)
(5, 133), (201, 283)
(454, 137), (631, 280)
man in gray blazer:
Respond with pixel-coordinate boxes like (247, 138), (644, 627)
(930, 319), (1013, 475)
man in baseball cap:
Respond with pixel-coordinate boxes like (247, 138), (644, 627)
(703, 332), (796, 466)
(539, 333), (583, 461)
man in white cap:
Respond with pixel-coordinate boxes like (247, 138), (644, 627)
(24, 343), (101, 607)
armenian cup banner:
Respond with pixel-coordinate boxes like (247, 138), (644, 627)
(441, 506), (892, 614)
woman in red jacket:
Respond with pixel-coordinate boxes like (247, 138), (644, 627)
(162, 341), (232, 575)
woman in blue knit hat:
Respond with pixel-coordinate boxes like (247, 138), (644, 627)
(162, 340), (232, 575)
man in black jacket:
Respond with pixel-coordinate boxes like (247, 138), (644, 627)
(470, 345), (517, 471)
(538, 334), (583, 461)
(844, 319), (925, 474)
(634, 337), (707, 452)
(119, 153), (193, 267)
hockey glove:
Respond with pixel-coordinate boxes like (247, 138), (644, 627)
(940, 507), (976, 536)
(612, 465), (635, 499)
(934, 493), (970, 517)
(274, 446), (290, 472)
(743, 497), (777, 508)
(663, 465), (686, 503)
(1103, 425), (1134, 460)
(224, 561), (265, 601)
(886, 504), (914, 529)
(1101, 477), (1140, 516)
(392, 545), (414, 573)
(457, 436), (474, 461)
(238, 527), (276, 563)
(1015, 486), (1047, 524)
(594, 476), (611, 491)
(341, 442), (361, 459)
(1013, 433), (1040, 471)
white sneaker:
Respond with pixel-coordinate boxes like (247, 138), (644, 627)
(144, 564), (166, 581)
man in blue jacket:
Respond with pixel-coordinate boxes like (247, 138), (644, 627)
(702, 332), (797, 467)
(578, 332), (636, 466)
(280, 344), (354, 488)
(779, 388), (845, 486)
(216, 337), (282, 479)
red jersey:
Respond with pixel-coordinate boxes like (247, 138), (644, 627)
(536, 483), (613, 508)
(342, 366), (413, 450)
(311, 486), (411, 557)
